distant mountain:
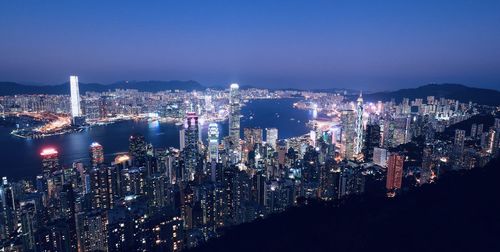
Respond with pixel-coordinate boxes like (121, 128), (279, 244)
(0, 80), (204, 95)
(364, 84), (500, 106)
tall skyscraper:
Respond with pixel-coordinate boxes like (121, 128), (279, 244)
(354, 93), (364, 156)
(386, 153), (404, 195)
(183, 112), (200, 181)
(129, 134), (147, 167)
(341, 110), (356, 160)
(363, 124), (380, 162)
(69, 75), (82, 122)
(228, 83), (241, 164)
(41, 148), (59, 177)
(90, 142), (104, 167)
(265, 128), (278, 150)
(208, 123), (219, 162)
(229, 83), (240, 141)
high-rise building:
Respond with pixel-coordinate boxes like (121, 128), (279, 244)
(454, 129), (466, 152)
(179, 128), (185, 151)
(265, 128), (278, 150)
(471, 124), (477, 138)
(228, 83), (241, 163)
(229, 83), (240, 141)
(341, 110), (356, 160)
(0, 178), (16, 240)
(41, 148), (59, 177)
(495, 118), (500, 130)
(90, 142), (104, 167)
(386, 153), (404, 195)
(363, 124), (380, 162)
(477, 124), (484, 135)
(354, 93), (364, 156)
(129, 134), (147, 167)
(420, 146), (434, 185)
(208, 123), (219, 162)
(243, 128), (263, 151)
(183, 112), (200, 181)
(69, 75), (82, 124)
(76, 211), (108, 252)
(373, 147), (388, 167)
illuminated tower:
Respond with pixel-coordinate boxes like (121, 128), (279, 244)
(354, 92), (364, 157)
(41, 148), (60, 177)
(208, 123), (219, 162)
(228, 83), (241, 163)
(183, 112), (199, 181)
(229, 83), (240, 140)
(341, 110), (356, 160)
(90, 142), (104, 167)
(69, 75), (82, 122)
(386, 153), (404, 196)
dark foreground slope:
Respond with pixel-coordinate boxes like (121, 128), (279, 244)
(194, 158), (500, 252)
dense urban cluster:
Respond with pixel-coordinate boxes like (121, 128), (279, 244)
(1, 77), (499, 252)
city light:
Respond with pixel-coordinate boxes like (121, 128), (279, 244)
(40, 148), (58, 156)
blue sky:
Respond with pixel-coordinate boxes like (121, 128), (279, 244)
(1, 0), (499, 90)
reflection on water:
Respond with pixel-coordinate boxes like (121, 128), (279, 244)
(0, 98), (312, 180)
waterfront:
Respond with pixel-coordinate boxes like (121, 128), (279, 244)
(0, 98), (312, 180)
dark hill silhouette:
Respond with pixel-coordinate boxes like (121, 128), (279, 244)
(0, 80), (203, 95)
(192, 157), (500, 252)
(364, 84), (500, 106)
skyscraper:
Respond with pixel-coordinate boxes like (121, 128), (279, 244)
(90, 142), (104, 167)
(354, 93), (364, 156)
(341, 110), (356, 160)
(386, 153), (404, 196)
(243, 128), (263, 151)
(208, 123), (219, 162)
(363, 124), (381, 162)
(183, 112), (200, 181)
(41, 148), (59, 177)
(265, 128), (278, 150)
(129, 134), (147, 167)
(229, 83), (240, 141)
(69, 75), (82, 124)
(228, 83), (241, 163)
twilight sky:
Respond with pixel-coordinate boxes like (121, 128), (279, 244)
(1, 0), (500, 91)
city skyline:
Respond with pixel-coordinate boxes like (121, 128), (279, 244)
(1, 1), (500, 90)
(1, 1), (500, 251)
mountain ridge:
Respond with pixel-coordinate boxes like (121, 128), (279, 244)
(0, 80), (204, 95)
(363, 83), (500, 105)
(1, 81), (499, 106)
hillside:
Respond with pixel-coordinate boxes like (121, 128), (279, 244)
(364, 84), (500, 106)
(192, 157), (500, 252)
(0, 80), (204, 95)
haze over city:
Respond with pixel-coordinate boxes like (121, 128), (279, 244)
(1, 0), (500, 90)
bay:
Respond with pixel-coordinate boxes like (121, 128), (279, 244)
(0, 98), (313, 180)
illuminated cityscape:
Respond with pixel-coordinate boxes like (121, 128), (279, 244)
(0, 79), (499, 251)
(1, 1), (500, 251)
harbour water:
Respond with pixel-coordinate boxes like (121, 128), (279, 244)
(0, 98), (313, 180)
